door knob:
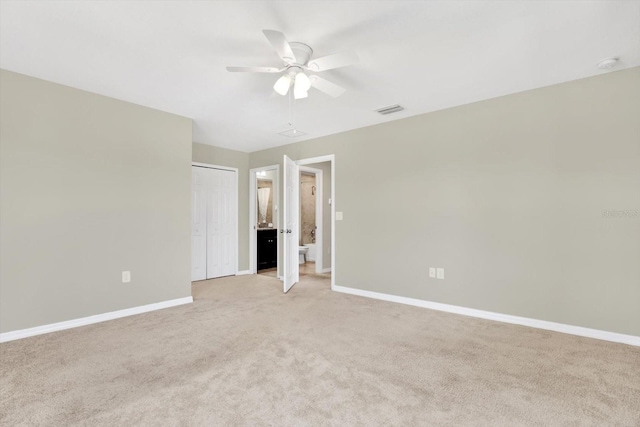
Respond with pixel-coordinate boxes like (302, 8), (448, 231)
(280, 229), (284, 233)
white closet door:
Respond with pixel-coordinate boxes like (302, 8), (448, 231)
(191, 167), (207, 281)
(192, 166), (237, 281)
(206, 168), (237, 279)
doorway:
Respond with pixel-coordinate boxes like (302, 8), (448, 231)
(282, 155), (336, 293)
(191, 163), (238, 281)
(298, 165), (324, 276)
(249, 165), (279, 277)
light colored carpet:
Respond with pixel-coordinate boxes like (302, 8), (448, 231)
(1, 273), (639, 426)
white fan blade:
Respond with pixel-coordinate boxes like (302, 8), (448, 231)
(226, 66), (282, 73)
(262, 30), (296, 63)
(307, 51), (358, 72)
(309, 75), (346, 97)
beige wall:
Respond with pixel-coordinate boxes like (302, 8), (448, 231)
(192, 142), (249, 271)
(0, 69), (193, 333)
(249, 67), (640, 336)
(5, 67), (635, 337)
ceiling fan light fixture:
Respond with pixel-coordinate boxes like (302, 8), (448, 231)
(293, 72), (310, 99)
(294, 87), (308, 99)
(295, 72), (311, 91)
(273, 74), (292, 96)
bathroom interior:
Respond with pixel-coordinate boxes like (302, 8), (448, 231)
(256, 163), (331, 278)
(256, 170), (278, 275)
(298, 171), (317, 275)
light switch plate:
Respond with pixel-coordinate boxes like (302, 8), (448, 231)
(336, 211), (343, 221)
(122, 271), (131, 283)
(429, 267), (436, 278)
(436, 268), (444, 280)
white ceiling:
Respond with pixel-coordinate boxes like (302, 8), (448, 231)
(1, 1), (638, 152)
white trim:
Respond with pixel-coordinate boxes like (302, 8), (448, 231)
(298, 165), (323, 274)
(296, 155), (335, 289)
(332, 286), (640, 347)
(191, 162), (239, 276)
(236, 270), (251, 276)
(192, 162), (238, 173)
(249, 165), (280, 275)
(0, 297), (194, 343)
(321, 268), (332, 274)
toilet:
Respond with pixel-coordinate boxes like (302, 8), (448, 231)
(298, 246), (309, 264)
(303, 243), (316, 261)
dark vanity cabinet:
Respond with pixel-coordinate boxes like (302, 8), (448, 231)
(257, 229), (277, 270)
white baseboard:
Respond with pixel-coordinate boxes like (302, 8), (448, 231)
(236, 270), (251, 276)
(332, 285), (640, 347)
(321, 268), (332, 274)
(0, 296), (194, 343)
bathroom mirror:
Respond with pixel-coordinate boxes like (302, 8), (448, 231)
(257, 171), (275, 228)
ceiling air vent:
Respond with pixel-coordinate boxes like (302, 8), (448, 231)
(375, 104), (404, 115)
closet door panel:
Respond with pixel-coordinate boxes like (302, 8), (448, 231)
(191, 168), (207, 281)
(205, 168), (237, 279)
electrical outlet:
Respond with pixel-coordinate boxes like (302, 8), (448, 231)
(336, 211), (343, 221)
(436, 268), (444, 280)
(429, 267), (436, 278)
(122, 271), (131, 283)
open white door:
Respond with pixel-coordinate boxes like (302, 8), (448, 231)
(283, 155), (299, 293)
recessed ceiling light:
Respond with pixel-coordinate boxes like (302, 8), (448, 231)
(597, 57), (619, 70)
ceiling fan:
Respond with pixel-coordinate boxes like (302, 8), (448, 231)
(226, 30), (358, 99)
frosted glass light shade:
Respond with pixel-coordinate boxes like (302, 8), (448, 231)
(294, 87), (308, 99)
(293, 72), (310, 99)
(295, 72), (311, 91)
(273, 74), (291, 96)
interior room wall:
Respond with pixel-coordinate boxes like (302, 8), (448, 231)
(248, 67), (640, 336)
(192, 142), (249, 271)
(0, 69), (193, 333)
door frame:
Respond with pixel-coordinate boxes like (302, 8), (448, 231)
(298, 165), (323, 275)
(249, 165), (280, 275)
(295, 155), (336, 290)
(191, 162), (239, 276)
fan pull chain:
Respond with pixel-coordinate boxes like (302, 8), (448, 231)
(287, 85), (296, 130)
(288, 87), (292, 128)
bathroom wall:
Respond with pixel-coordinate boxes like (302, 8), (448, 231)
(304, 161), (332, 271)
(300, 173), (316, 244)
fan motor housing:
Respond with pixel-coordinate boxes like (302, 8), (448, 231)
(288, 42), (313, 66)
